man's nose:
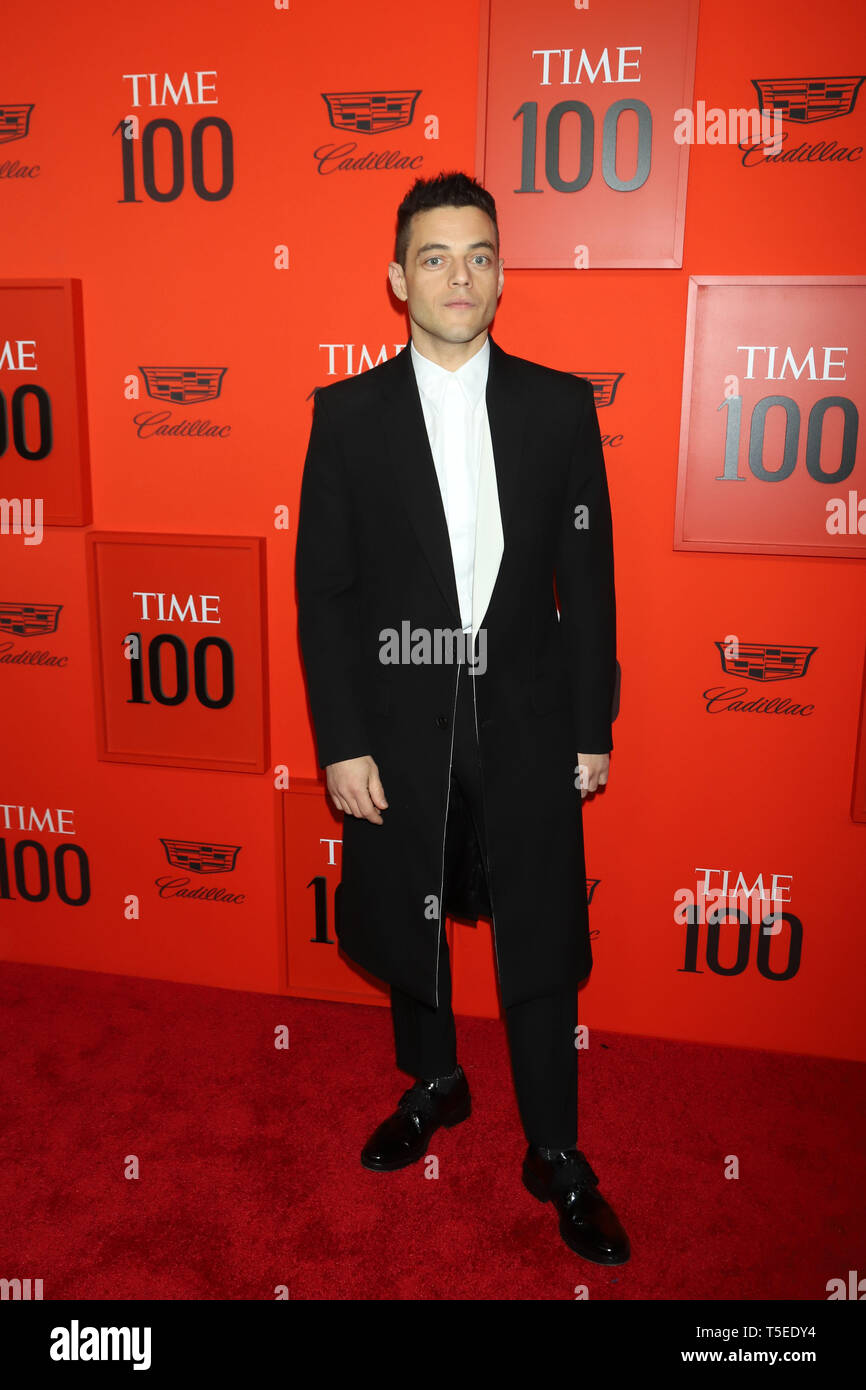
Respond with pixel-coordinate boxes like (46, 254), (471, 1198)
(450, 259), (472, 282)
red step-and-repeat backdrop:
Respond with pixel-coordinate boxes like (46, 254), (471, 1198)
(2, 0), (865, 1062)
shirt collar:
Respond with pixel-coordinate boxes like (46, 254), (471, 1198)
(410, 335), (490, 410)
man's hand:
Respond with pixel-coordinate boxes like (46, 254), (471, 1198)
(576, 752), (610, 799)
(326, 755), (389, 824)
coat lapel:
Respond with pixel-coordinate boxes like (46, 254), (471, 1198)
(378, 330), (528, 633)
(379, 337), (459, 623)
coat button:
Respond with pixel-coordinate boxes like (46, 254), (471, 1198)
(436, 714), (449, 728)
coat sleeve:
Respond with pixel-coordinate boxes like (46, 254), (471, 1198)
(295, 388), (372, 769)
(553, 377), (617, 755)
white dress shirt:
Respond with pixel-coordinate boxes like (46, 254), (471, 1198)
(410, 336), (491, 634)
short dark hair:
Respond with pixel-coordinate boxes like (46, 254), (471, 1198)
(394, 171), (499, 268)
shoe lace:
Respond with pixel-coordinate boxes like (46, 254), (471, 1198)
(547, 1148), (600, 1195)
(396, 1081), (441, 1123)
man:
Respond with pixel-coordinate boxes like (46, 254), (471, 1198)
(295, 171), (629, 1264)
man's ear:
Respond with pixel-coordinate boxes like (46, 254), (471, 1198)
(388, 261), (408, 302)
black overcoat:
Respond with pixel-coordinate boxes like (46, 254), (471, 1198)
(294, 330), (616, 1010)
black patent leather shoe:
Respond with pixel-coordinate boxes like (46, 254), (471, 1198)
(522, 1145), (631, 1264)
(360, 1066), (471, 1172)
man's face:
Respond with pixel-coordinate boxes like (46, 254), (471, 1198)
(388, 204), (504, 350)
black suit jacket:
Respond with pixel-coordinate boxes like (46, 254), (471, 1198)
(295, 329), (616, 1008)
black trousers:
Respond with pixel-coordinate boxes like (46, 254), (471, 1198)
(390, 658), (579, 1150)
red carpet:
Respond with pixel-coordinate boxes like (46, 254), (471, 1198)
(0, 959), (861, 1301)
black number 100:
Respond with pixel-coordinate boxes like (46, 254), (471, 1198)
(514, 99), (652, 194)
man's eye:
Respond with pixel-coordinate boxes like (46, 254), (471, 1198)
(423, 254), (489, 267)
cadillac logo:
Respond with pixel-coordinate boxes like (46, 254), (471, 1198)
(0, 601), (62, 636)
(0, 104), (34, 143)
(139, 366), (228, 404)
(571, 372), (625, 408)
(715, 641), (817, 682)
(321, 89), (421, 134)
(160, 839), (241, 874)
(751, 76), (864, 123)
